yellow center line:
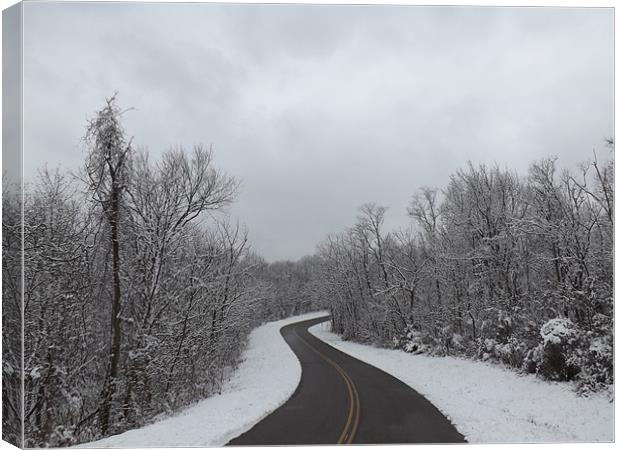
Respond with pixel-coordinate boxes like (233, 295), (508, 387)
(295, 329), (361, 444)
(340, 368), (360, 443)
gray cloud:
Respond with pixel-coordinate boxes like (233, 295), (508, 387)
(3, 3), (22, 184)
(21, 3), (613, 261)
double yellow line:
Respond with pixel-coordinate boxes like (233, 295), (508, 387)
(296, 331), (361, 444)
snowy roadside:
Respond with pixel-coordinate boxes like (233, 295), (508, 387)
(78, 311), (328, 448)
(309, 322), (613, 443)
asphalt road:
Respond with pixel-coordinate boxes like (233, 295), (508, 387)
(228, 316), (466, 445)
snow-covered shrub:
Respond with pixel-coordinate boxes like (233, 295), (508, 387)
(477, 309), (533, 365)
(407, 325), (468, 356)
(495, 310), (517, 342)
(438, 325), (455, 355)
(540, 318), (578, 346)
(451, 333), (466, 352)
(536, 318), (582, 381)
(576, 334), (613, 391)
(525, 315), (613, 389)
(571, 313), (614, 392)
(477, 336), (527, 368)
(497, 338), (528, 367)
(523, 344), (543, 374)
(397, 324), (434, 354)
(478, 310), (513, 340)
(477, 337), (497, 361)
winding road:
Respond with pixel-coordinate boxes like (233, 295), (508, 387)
(228, 316), (466, 445)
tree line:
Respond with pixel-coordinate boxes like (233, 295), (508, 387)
(308, 149), (613, 393)
(2, 96), (312, 447)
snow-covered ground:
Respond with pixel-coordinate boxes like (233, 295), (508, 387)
(78, 311), (327, 448)
(309, 322), (614, 443)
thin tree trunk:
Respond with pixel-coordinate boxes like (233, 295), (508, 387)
(100, 187), (123, 435)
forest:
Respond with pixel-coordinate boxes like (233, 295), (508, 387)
(2, 96), (614, 447)
(309, 149), (614, 395)
(2, 97), (313, 446)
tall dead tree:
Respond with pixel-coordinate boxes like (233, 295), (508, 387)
(83, 95), (133, 435)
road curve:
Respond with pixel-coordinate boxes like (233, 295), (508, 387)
(228, 316), (466, 445)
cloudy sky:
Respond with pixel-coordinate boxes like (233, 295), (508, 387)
(19, 2), (613, 261)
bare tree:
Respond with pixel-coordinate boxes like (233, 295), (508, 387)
(83, 95), (133, 435)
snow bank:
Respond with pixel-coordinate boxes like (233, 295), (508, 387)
(309, 322), (613, 443)
(79, 311), (328, 448)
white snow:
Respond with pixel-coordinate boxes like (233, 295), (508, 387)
(308, 322), (614, 443)
(78, 311), (328, 448)
(540, 318), (577, 345)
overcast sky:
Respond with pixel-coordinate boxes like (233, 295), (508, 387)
(19, 3), (613, 261)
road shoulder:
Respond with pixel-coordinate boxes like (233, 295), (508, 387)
(309, 321), (614, 443)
